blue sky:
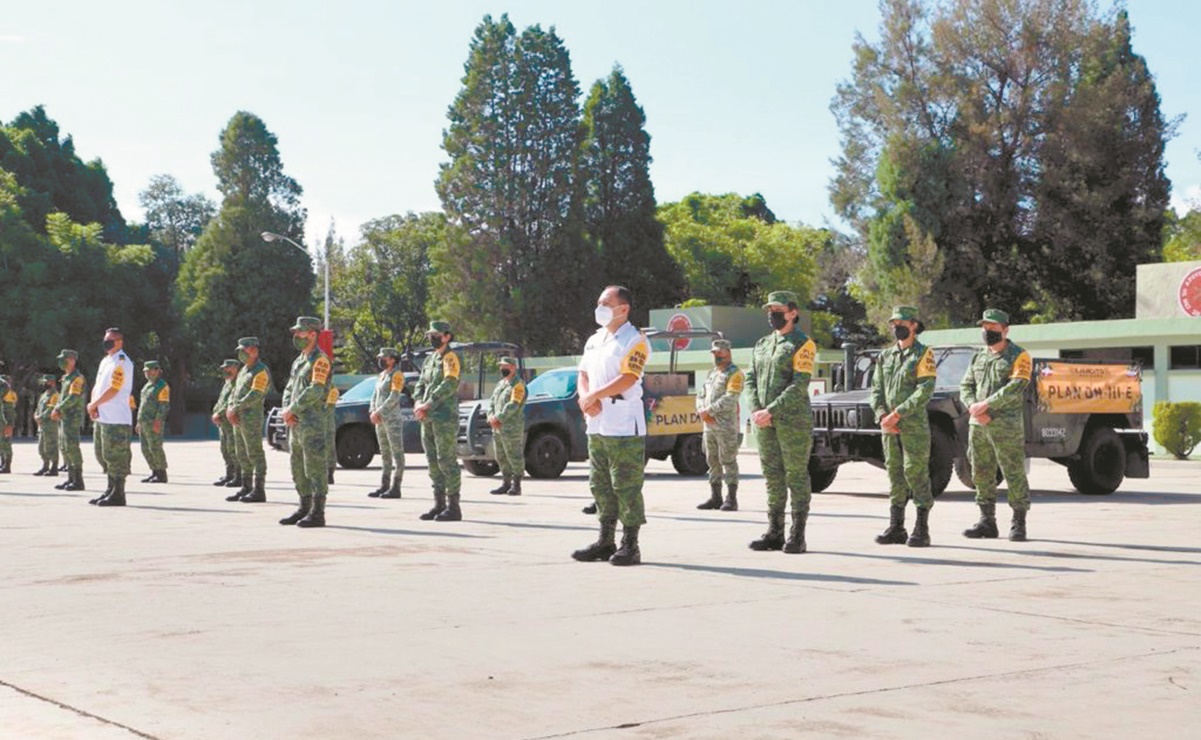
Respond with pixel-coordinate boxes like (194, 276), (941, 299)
(3, 0), (1199, 248)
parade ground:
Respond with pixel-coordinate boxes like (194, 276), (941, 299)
(2, 440), (1199, 739)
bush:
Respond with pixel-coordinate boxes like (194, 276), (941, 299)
(1151, 401), (1201, 460)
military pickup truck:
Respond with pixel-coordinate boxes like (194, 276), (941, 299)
(808, 345), (1150, 496)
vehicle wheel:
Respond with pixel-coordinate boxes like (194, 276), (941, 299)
(336, 425), (376, 469)
(1068, 426), (1125, 495)
(930, 424), (954, 497)
(954, 456), (1005, 490)
(463, 459), (500, 477)
(671, 434), (709, 476)
(526, 431), (569, 479)
(808, 458), (838, 493)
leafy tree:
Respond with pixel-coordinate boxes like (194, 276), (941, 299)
(809, 232), (883, 348)
(435, 15), (593, 353)
(832, 0), (1172, 325)
(176, 112), (312, 385)
(1163, 208), (1201, 263)
(580, 66), (684, 325)
(657, 192), (821, 309)
(139, 174), (216, 258)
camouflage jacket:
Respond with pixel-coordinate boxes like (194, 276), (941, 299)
(284, 348), (333, 426)
(697, 363), (744, 432)
(960, 341), (1032, 425)
(488, 375), (526, 428)
(870, 341), (936, 425)
(36, 389), (60, 425)
(138, 378), (171, 424)
(54, 370), (87, 418)
(413, 349), (461, 422)
(231, 361), (272, 414)
(744, 328), (817, 418)
(212, 378), (235, 417)
(369, 367), (406, 420)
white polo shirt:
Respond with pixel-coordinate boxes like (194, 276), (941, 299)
(579, 322), (652, 437)
(92, 349), (134, 425)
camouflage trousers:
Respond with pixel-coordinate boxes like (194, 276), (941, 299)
(139, 423), (168, 471)
(421, 417), (460, 495)
(326, 410), (336, 472)
(883, 423), (932, 509)
(588, 434), (646, 528)
(232, 409), (266, 477)
(376, 416), (406, 479)
(0, 433), (10, 457)
(59, 413), (84, 468)
(704, 427), (739, 485)
(494, 425), (525, 479)
(94, 423), (132, 477)
(756, 418), (813, 515)
(39, 421), (60, 464)
(969, 421), (1029, 511)
(289, 420), (328, 500)
(217, 420), (236, 468)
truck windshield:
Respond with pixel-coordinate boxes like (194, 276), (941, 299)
(935, 348), (974, 388)
(527, 369), (577, 400)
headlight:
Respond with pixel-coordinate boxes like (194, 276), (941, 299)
(845, 409), (859, 428)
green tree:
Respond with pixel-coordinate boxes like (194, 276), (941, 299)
(580, 66), (684, 325)
(176, 112), (312, 384)
(435, 15), (592, 353)
(1163, 208), (1201, 262)
(139, 174), (216, 258)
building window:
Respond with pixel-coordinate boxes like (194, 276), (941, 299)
(1170, 346), (1201, 370)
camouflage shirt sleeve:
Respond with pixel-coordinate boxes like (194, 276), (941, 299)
(496, 379), (526, 425)
(984, 348), (1032, 412)
(960, 355), (979, 408)
(379, 371), (405, 414)
(425, 351), (461, 412)
(708, 368), (744, 418)
(764, 337), (815, 416)
(894, 346), (936, 418)
(870, 354), (887, 422)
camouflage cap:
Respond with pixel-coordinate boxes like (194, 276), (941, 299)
(143, 360), (161, 371)
(57, 349), (78, 360)
(377, 347), (400, 359)
(236, 337), (259, 350)
(428, 320), (452, 334)
(290, 316), (322, 332)
(41, 373), (57, 383)
(889, 305), (926, 333)
(709, 339), (732, 353)
(221, 359), (242, 368)
(761, 290), (798, 309)
(498, 356), (518, 366)
(978, 308), (1010, 326)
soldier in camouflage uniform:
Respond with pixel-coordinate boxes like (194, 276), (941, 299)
(870, 306), (937, 547)
(34, 375), (61, 476)
(135, 360), (171, 483)
(278, 317), (334, 528)
(226, 337), (272, 503)
(745, 290), (817, 554)
(211, 359), (242, 487)
(52, 349), (87, 491)
(325, 384), (338, 485)
(413, 320), (464, 521)
(961, 308), (1033, 542)
(0, 374), (15, 474)
(572, 286), (652, 567)
(487, 356), (527, 496)
(695, 338), (744, 511)
(369, 347), (406, 499)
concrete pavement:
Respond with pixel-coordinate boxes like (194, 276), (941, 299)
(2, 440), (1199, 739)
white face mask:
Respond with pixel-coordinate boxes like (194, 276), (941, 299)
(594, 305), (614, 326)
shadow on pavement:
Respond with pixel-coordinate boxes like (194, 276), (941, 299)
(1037, 538), (1201, 555)
(129, 504), (252, 515)
(827, 549), (1092, 573)
(469, 520), (595, 532)
(645, 562), (916, 586)
(0, 491), (84, 499)
(324, 525), (487, 538)
(943, 543), (1200, 567)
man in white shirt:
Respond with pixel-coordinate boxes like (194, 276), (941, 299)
(87, 327), (135, 507)
(571, 286), (652, 567)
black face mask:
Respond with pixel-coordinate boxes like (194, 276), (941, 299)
(768, 311), (790, 331)
(983, 329), (1004, 346)
(500, 369), (512, 378)
(103, 339), (116, 351)
(378, 358), (392, 370)
(892, 325), (911, 341)
(429, 335), (444, 350)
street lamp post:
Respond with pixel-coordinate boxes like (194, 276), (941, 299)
(261, 231), (329, 329)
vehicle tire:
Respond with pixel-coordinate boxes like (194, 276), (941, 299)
(808, 458), (838, 493)
(526, 431), (569, 479)
(954, 456), (1005, 490)
(463, 459), (500, 477)
(336, 425), (376, 469)
(671, 434), (709, 476)
(930, 424), (954, 497)
(1068, 426), (1125, 495)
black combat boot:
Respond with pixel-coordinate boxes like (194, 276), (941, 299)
(90, 475), (114, 505)
(419, 492), (446, 520)
(907, 507), (931, 547)
(97, 477), (126, 507)
(224, 470), (244, 488)
(697, 481), (723, 510)
(1009, 509), (1028, 542)
(609, 526), (642, 566)
(240, 473), (266, 503)
(55, 467), (75, 489)
(876, 504), (908, 545)
(327, 468), (334, 485)
(582, 502), (597, 514)
(368, 471), (389, 497)
(213, 465), (234, 486)
(783, 510), (808, 554)
(49, 463), (60, 477)
(508, 476), (522, 496)
(490, 477), (512, 495)
(141, 471), (158, 483)
(435, 494), (462, 521)
(64, 467), (85, 491)
(720, 483), (738, 511)
(156, 470), (168, 483)
(0, 455), (10, 473)
(749, 510), (786, 551)
(963, 503), (999, 539)
(33, 461), (50, 476)
(227, 474), (252, 501)
(571, 519), (617, 561)
(279, 497), (311, 525)
(379, 474), (402, 499)
(297, 496), (326, 528)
